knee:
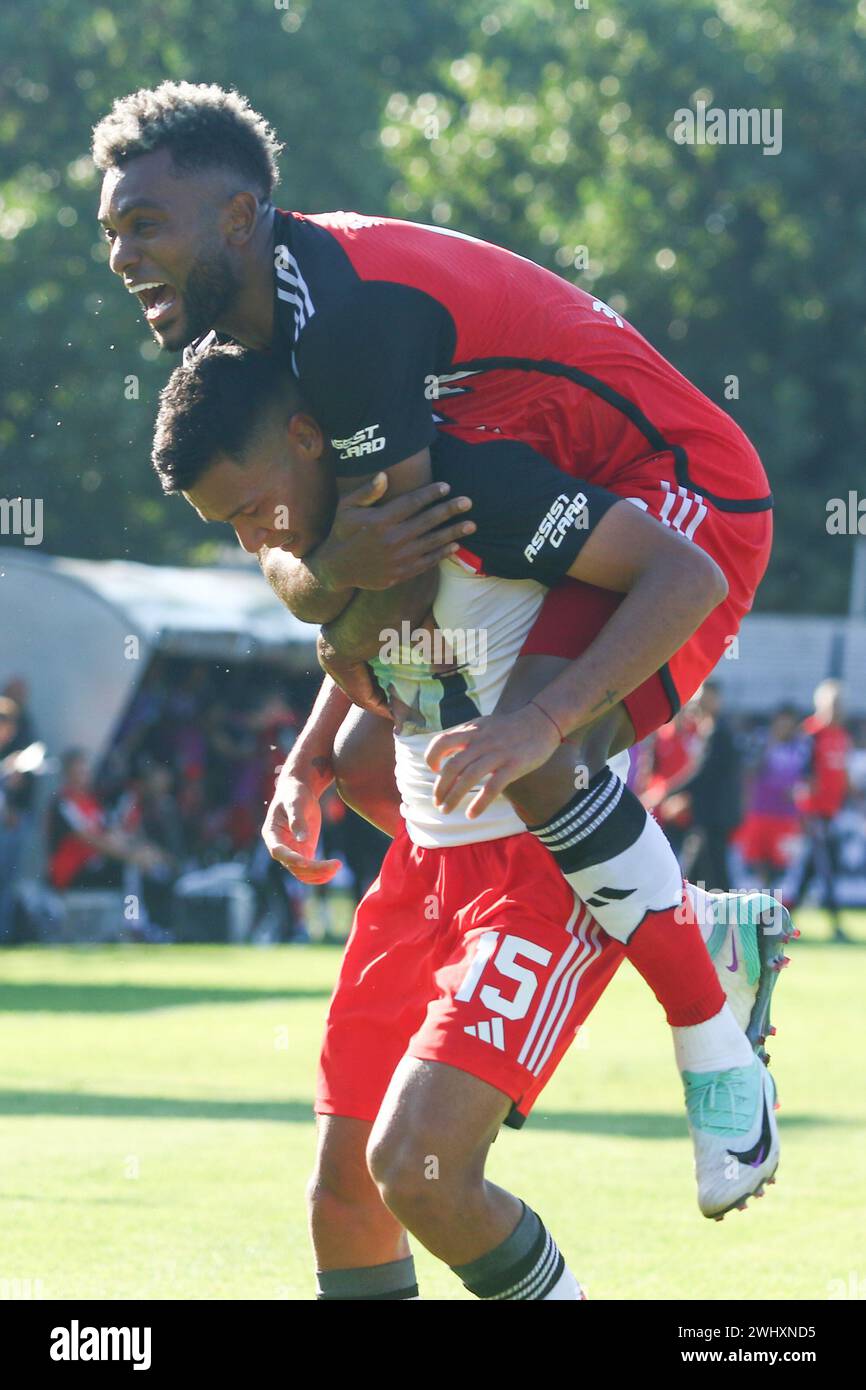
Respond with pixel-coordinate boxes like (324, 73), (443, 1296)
(367, 1129), (477, 1226)
(367, 1131), (443, 1223)
(307, 1148), (376, 1233)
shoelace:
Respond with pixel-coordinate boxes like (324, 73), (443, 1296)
(687, 1069), (757, 1136)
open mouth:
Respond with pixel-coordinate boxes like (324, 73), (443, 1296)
(130, 281), (178, 326)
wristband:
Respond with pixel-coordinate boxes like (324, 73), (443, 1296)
(530, 698), (567, 743)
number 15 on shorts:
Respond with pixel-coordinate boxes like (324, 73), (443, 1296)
(455, 930), (552, 1021)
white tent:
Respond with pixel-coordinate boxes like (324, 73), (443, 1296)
(0, 549), (317, 765)
(3, 548), (864, 768)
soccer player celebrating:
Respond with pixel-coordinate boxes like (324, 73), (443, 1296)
(150, 344), (729, 1300)
(93, 82), (793, 1218)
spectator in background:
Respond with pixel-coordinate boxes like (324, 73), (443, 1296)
(0, 697), (36, 941)
(116, 760), (186, 927)
(674, 682), (743, 892)
(640, 706), (703, 857)
(2, 677), (36, 746)
(845, 718), (866, 807)
(203, 696), (259, 852)
(47, 749), (168, 893)
(736, 705), (809, 894)
(245, 688), (307, 940)
(103, 657), (170, 794)
(791, 679), (852, 942)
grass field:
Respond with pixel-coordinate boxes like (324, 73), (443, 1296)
(1, 910), (864, 1301)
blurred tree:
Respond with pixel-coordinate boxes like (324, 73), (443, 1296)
(0, 0), (463, 564)
(378, 0), (866, 613)
(1, 0), (863, 612)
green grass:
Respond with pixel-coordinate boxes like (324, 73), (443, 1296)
(1, 910), (864, 1301)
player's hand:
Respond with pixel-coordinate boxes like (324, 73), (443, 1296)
(317, 635), (394, 720)
(425, 706), (561, 819)
(311, 473), (476, 591)
(262, 773), (343, 884)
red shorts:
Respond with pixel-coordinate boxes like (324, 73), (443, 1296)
(521, 450), (773, 741)
(316, 827), (624, 1128)
(736, 813), (802, 870)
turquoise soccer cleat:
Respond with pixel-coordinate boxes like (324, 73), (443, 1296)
(705, 890), (797, 1064)
(684, 1055), (780, 1219)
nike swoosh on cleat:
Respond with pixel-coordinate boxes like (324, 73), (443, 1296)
(727, 1095), (772, 1168)
(727, 935), (739, 973)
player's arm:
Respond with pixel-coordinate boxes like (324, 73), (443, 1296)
(291, 283), (474, 659)
(530, 502), (727, 737)
(318, 568), (438, 659)
(261, 675), (351, 883)
(287, 282), (477, 707)
(420, 448), (727, 815)
(313, 452), (450, 712)
(301, 444), (474, 712)
(258, 453), (473, 626)
(317, 450), (444, 662)
(258, 544), (354, 625)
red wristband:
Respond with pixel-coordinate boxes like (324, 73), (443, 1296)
(530, 699), (566, 743)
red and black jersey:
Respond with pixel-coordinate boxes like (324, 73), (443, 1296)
(797, 716), (850, 818)
(188, 208), (770, 511)
(48, 789), (106, 890)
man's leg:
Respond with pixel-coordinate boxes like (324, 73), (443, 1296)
(363, 832), (622, 1295)
(789, 825), (817, 914)
(812, 817), (846, 940)
(368, 1059), (583, 1300)
(308, 1114), (420, 1301)
(497, 654), (735, 1046)
(330, 674), (725, 1034)
(494, 651), (783, 1219)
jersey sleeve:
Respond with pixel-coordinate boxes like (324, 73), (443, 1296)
(430, 433), (622, 585)
(293, 281), (452, 476)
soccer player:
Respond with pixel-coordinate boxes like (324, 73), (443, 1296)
(151, 345), (771, 1298)
(790, 680), (852, 942)
(738, 706), (810, 893)
(93, 82), (792, 1216)
(152, 347), (785, 1257)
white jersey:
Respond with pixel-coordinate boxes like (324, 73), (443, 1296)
(370, 556), (630, 848)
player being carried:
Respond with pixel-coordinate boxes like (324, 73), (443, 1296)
(153, 344), (768, 1299)
(93, 82), (795, 1221)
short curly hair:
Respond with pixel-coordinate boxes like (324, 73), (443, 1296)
(152, 344), (306, 494)
(92, 81), (283, 198)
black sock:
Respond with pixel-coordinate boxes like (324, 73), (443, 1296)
(529, 768), (682, 944)
(316, 1256), (418, 1300)
(451, 1203), (565, 1300)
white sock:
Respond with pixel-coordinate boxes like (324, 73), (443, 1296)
(673, 1002), (754, 1074)
(685, 881), (716, 945)
(542, 1263), (585, 1300)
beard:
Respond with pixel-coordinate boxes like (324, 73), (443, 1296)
(161, 242), (241, 351)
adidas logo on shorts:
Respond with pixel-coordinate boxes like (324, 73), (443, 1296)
(464, 1018), (506, 1050)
